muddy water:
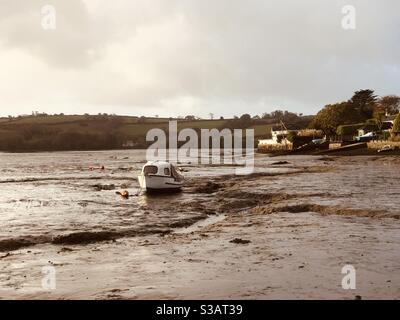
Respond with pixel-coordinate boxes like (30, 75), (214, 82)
(0, 151), (399, 299)
(0, 150), (294, 251)
(0, 152), (399, 253)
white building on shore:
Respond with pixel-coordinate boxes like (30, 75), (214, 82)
(258, 127), (296, 150)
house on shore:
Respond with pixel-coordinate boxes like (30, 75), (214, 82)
(357, 116), (395, 138)
(357, 122), (393, 137)
(258, 126), (296, 150)
(337, 116), (396, 142)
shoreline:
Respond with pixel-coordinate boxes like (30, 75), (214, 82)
(259, 149), (400, 157)
(3, 150), (400, 157)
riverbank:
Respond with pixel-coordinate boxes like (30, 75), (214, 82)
(259, 141), (400, 157)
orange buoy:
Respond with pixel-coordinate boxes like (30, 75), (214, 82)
(116, 190), (129, 199)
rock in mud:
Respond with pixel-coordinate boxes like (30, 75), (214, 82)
(117, 167), (131, 171)
(230, 238), (251, 244)
(271, 161), (290, 165)
(93, 184), (116, 191)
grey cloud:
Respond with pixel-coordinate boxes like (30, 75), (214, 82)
(0, 0), (110, 68)
(0, 0), (399, 117)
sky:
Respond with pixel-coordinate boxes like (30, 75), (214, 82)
(0, 0), (399, 118)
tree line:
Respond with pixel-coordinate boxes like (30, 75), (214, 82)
(310, 90), (400, 136)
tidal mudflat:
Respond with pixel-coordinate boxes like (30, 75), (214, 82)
(0, 151), (399, 299)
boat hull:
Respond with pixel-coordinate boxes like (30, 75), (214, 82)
(138, 174), (183, 192)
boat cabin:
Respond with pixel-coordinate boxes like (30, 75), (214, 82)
(142, 161), (183, 181)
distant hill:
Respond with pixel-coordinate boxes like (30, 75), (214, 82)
(0, 114), (312, 152)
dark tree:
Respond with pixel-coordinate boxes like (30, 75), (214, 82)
(348, 89), (377, 120)
(376, 95), (400, 115)
(185, 115), (196, 121)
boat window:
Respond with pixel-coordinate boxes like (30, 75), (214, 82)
(164, 168), (171, 176)
(143, 165), (158, 175)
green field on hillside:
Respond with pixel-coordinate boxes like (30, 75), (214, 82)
(0, 115), (275, 152)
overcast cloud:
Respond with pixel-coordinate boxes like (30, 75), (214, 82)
(0, 0), (399, 117)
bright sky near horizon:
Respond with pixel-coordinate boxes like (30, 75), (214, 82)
(0, 0), (399, 118)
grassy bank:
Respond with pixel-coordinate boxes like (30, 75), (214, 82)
(0, 114), (276, 152)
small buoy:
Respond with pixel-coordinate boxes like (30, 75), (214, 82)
(116, 190), (129, 199)
(121, 190), (129, 198)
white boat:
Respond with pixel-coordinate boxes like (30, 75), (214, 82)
(138, 161), (184, 192)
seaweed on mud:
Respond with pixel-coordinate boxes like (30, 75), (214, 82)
(92, 184), (116, 191)
(52, 231), (117, 245)
(0, 214), (208, 252)
(218, 199), (260, 212)
(194, 182), (222, 194)
(214, 188), (305, 213)
(201, 175), (397, 220)
(230, 238), (251, 244)
(166, 214), (208, 228)
(250, 203), (400, 219)
(271, 161), (290, 165)
(0, 236), (50, 252)
(190, 205), (217, 215)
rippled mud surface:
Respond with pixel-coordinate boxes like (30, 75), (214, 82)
(0, 151), (399, 299)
